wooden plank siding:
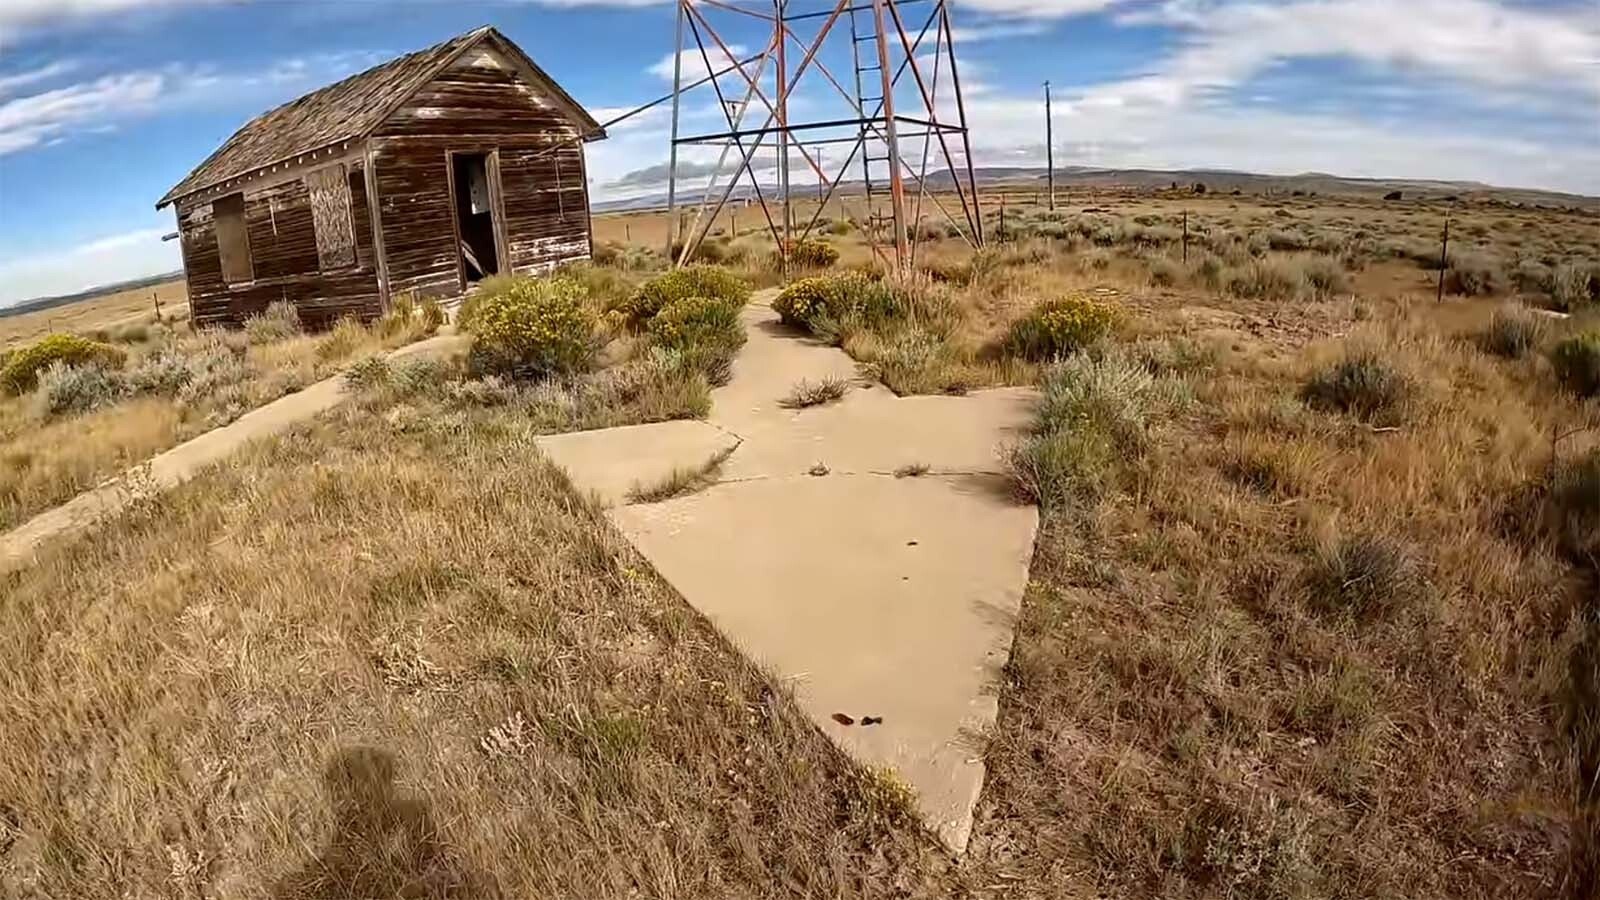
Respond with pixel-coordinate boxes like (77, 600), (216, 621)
(371, 48), (592, 298)
(176, 159), (381, 328)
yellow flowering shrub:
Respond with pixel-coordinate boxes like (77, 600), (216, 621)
(779, 237), (839, 269)
(770, 271), (891, 328)
(613, 265), (751, 327)
(1, 333), (126, 394)
(647, 295), (746, 385)
(464, 276), (596, 377)
(1005, 294), (1121, 361)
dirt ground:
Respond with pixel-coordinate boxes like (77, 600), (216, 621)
(3, 186), (1597, 898)
(0, 278), (189, 350)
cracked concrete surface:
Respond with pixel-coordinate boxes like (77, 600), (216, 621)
(536, 295), (1039, 851)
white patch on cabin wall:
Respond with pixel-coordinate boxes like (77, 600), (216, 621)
(454, 48), (507, 71)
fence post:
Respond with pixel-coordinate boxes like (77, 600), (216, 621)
(1436, 214), (1450, 303)
(1182, 210), (1189, 264)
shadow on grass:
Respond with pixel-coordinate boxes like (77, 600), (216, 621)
(274, 746), (491, 899)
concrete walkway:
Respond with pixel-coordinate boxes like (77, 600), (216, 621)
(537, 295), (1039, 851)
(0, 333), (465, 575)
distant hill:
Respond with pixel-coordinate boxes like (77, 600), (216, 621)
(1, 270), (185, 319)
(594, 165), (1600, 214)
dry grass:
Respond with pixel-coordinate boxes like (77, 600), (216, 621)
(0, 391), (939, 898)
(0, 314), (436, 530)
(970, 289), (1595, 897)
(778, 376), (849, 409)
(4, 189), (1597, 897)
(626, 443), (737, 503)
(0, 277), (189, 350)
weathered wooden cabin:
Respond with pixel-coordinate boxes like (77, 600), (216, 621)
(157, 26), (604, 328)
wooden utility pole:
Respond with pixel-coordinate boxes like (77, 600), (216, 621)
(1436, 214), (1450, 303)
(1044, 81), (1055, 212)
(1182, 210), (1189, 264)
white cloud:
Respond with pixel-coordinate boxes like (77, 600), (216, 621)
(948, 20), (1050, 42)
(960, 85), (1600, 194)
(0, 60), (78, 96)
(648, 44), (754, 82)
(0, 226), (179, 307)
(0, 52), (383, 157)
(0, 72), (163, 154)
(0, 0), (225, 39)
(1091, 0), (1600, 112)
(951, 0), (1123, 20)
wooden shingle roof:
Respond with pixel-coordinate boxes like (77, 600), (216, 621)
(157, 26), (601, 209)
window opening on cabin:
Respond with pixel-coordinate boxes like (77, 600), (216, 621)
(306, 163), (356, 270)
(452, 152), (500, 282)
(214, 193), (253, 285)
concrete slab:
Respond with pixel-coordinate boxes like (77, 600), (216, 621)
(539, 290), (1042, 851)
(609, 472), (1035, 850)
(535, 419), (741, 506)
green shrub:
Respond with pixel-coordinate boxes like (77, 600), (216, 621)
(1004, 294), (1121, 361)
(1304, 532), (1420, 619)
(781, 238), (839, 268)
(464, 277), (597, 378)
(1478, 305), (1547, 359)
(1300, 350), (1415, 425)
(243, 300), (302, 344)
(1007, 349), (1181, 509)
(343, 356), (392, 391)
(32, 361), (127, 416)
(647, 295), (746, 385)
(175, 333), (249, 402)
(1, 333), (126, 394)
(617, 265), (751, 326)
(126, 348), (195, 395)
(1550, 330), (1600, 397)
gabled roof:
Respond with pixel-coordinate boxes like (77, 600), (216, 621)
(157, 26), (602, 209)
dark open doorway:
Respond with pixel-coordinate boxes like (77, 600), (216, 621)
(451, 152), (500, 284)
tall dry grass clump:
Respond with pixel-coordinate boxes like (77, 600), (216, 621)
(243, 300), (303, 344)
(1479, 304), (1548, 358)
(1007, 348), (1186, 510)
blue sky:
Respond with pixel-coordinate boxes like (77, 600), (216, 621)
(0, 0), (1596, 306)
